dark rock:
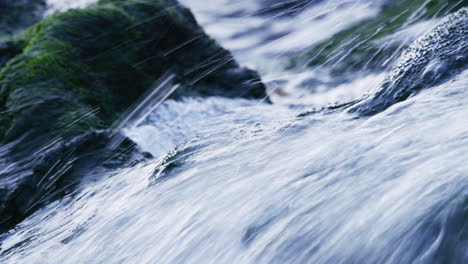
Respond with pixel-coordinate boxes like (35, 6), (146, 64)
(0, 0), (267, 232)
(0, 130), (149, 231)
(349, 8), (467, 116)
(0, 0), (267, 142)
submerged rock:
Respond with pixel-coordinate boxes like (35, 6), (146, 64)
(350, 8), (467, 116)
(0, 0), (266, 232)
(0, 131), (148, 233)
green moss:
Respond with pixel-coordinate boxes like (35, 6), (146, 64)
(55, 105), (105, 136)
(0, 0), (268, 232)
(297, 0), (464, 73)
(0, 0), (266, 142)
(0, 1), (162, 139)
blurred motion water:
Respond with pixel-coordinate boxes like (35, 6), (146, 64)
(1, 1), (467, 264)
(179, 0), (387, 105)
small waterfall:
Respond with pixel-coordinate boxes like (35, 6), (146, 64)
(1, 1), (467, 263)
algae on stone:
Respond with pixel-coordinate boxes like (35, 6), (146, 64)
(0, 0), (266, 232)
(0, 0), (266, 142)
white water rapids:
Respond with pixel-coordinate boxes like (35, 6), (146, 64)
(1, 1), (467, 263)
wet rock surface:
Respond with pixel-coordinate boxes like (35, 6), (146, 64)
(0, 0), (267, 142)
(0, 131), (149, 233)
(350, 8), (467, 116)
(0, 0), (266, 232)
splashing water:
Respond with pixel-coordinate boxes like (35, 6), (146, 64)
(1, 69), (467, 263)
(46, 0), (97, 13)
(1, 1), (467, 264)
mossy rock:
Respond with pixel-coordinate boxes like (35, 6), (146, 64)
(0, 0), (266, 232)
(294, 0), (465, 75)
(0, 0), (266, 142)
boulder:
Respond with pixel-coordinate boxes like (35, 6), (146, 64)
(350, 8), (467, 115)
(0, 0), (267, 232)
(0, 0), (267, 142)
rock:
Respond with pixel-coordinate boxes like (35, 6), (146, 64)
(0, 0), (267, 232)
(0, 130), (149, 233)
(0, 0), (267, 142)
(296, 0), (465, 76)
(349, 8), (467, 116)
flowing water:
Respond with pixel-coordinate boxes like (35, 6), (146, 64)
(1, 1), (467, 263)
